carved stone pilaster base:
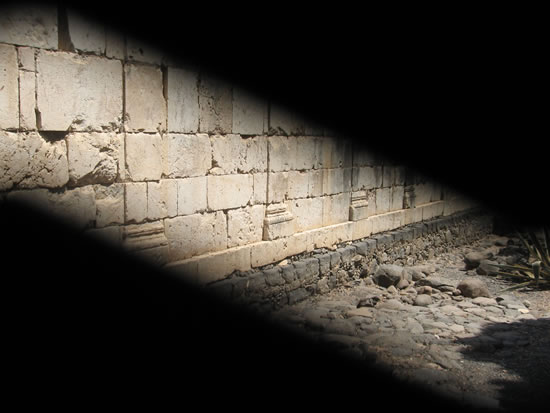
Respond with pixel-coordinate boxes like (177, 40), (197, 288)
(263, 203), (295, 240)
(349, 191), (370, 221)
(123, 221), (169, 264)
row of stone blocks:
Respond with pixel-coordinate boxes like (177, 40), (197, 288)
(204, 210), (493, 309)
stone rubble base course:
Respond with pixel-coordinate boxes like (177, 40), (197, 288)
(167, 210), (492, 307)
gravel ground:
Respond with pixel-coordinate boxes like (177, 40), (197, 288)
(269, 234), (550, 411)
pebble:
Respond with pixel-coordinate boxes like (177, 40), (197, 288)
(414, 294), (433, 307)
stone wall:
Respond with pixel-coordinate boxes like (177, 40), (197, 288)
(205, 210), (492, 310)
(0, 5), (477, 286)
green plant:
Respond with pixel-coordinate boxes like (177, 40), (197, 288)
(492, 227), (550, 292)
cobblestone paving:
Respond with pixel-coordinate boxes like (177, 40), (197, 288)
(268, 234), (550, 410)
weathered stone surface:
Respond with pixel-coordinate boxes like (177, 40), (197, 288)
(67, 132), (121, 185)
(322, 193), (350, 226)
(19, 70), (36, 130)
(67, 9), (106, 54)
(37, 51), (122, 131)
(457, 278), (490, 298)
(122, 221), (168, 264)
(167, 67), (199, 133)
(207, 174), (253, 211)
(0, 44), (19, 129)
(147, 180), (178, 220)
(177, 176), (207, 216)
(48, 186), (96, 229)
(287, 170), (309, 199)
(165, 211), (227, 260)
(163, 134), (211, 178)
(95, 183), (124, 227)
(267, 171), (288, 203)
(464, 251), (492, 269)
(0, 131), (69, 190)
(124, 63), (166, 132)
(269, 104), (304, 136)
(263, 203), (295, 240)
(0, 6), (58, 48)
(289, 197), (323, 232)
(268, 136), (297, 172)
(373, 264), (404, 287)
(414, 294), (433, 307)
(105, 28), (125, 60)
(195, 245), (251, 284)
(253, 173), (267, 204)
(375, 187), (391, 214)
(125, 133), (163, 181)
(391, 186), (404, 211)
(124, 182), (147, 223)
(232, 87), (267, 135)
(126, 38), (163, 65)
(198, 74), (232, 133)
(228, 205), (265, 247)
(210, 134), (267, 174)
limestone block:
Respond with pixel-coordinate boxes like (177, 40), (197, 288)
(370, 212), (394, 235)
(250, 237), (296, 268)
(124, 63), (166, 132)
(404, 207), (423, 225)
(295, 136), (317, 170)
(126, 38), (164, 65)
(196, 245), (252, 284)
(105, 28), (125, 59)
(164, 211), (227, 260)
(263, 203), (296, 240)
(0, 131), (69, 190)
(198, 74), (232, 134)
(422, 201), (445, 221)
(147, 180), (178, 220)
(0, 44), (19, 129)
(177, 176), (207, 216)
(414, 182), (434, 206)
(0, 6), (57, 48)
(323, 193), (351, 226)
(352, 166), (382, 191)
(232, 87), (267, 135)
(48, 186), (97, 229)
(267, 172), (288, 204)
(210, 134), (267, 174)
(167, 67), (199, 133)
(269, 103), (304, 135)
(17, 47), (35, 71)
(308, 170), (323, 197)
(253, 173), (267, 204)
(228, 205), (265, 247)
(375, 187), (391, 214)
(124, 182), (147, 223)
(329, 138), (352, 168)
(268, 136), (296, 172)
(352, 218), (373, 240)
(163, 133), (211, 178)
(6, 188), (51, 211)
(313, 222), (352, 249)
(19, 70), (36, 130)
(382, 165), (395, 188)
(122, 221), (169, 265)
(322, 168), (345, 195)
(67, 132), (122, 185)
(95, 183), (124, 227)
(207, 174), (253, 210)
(391, 186), (405, 212)
(349, 191), (369, 221)
(67, 9), (106, 54)
(289, 198), (323, 232)
(125, 133), (163, 181)
(287, 170), (309, 199)
(36, 51), (122, 131)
